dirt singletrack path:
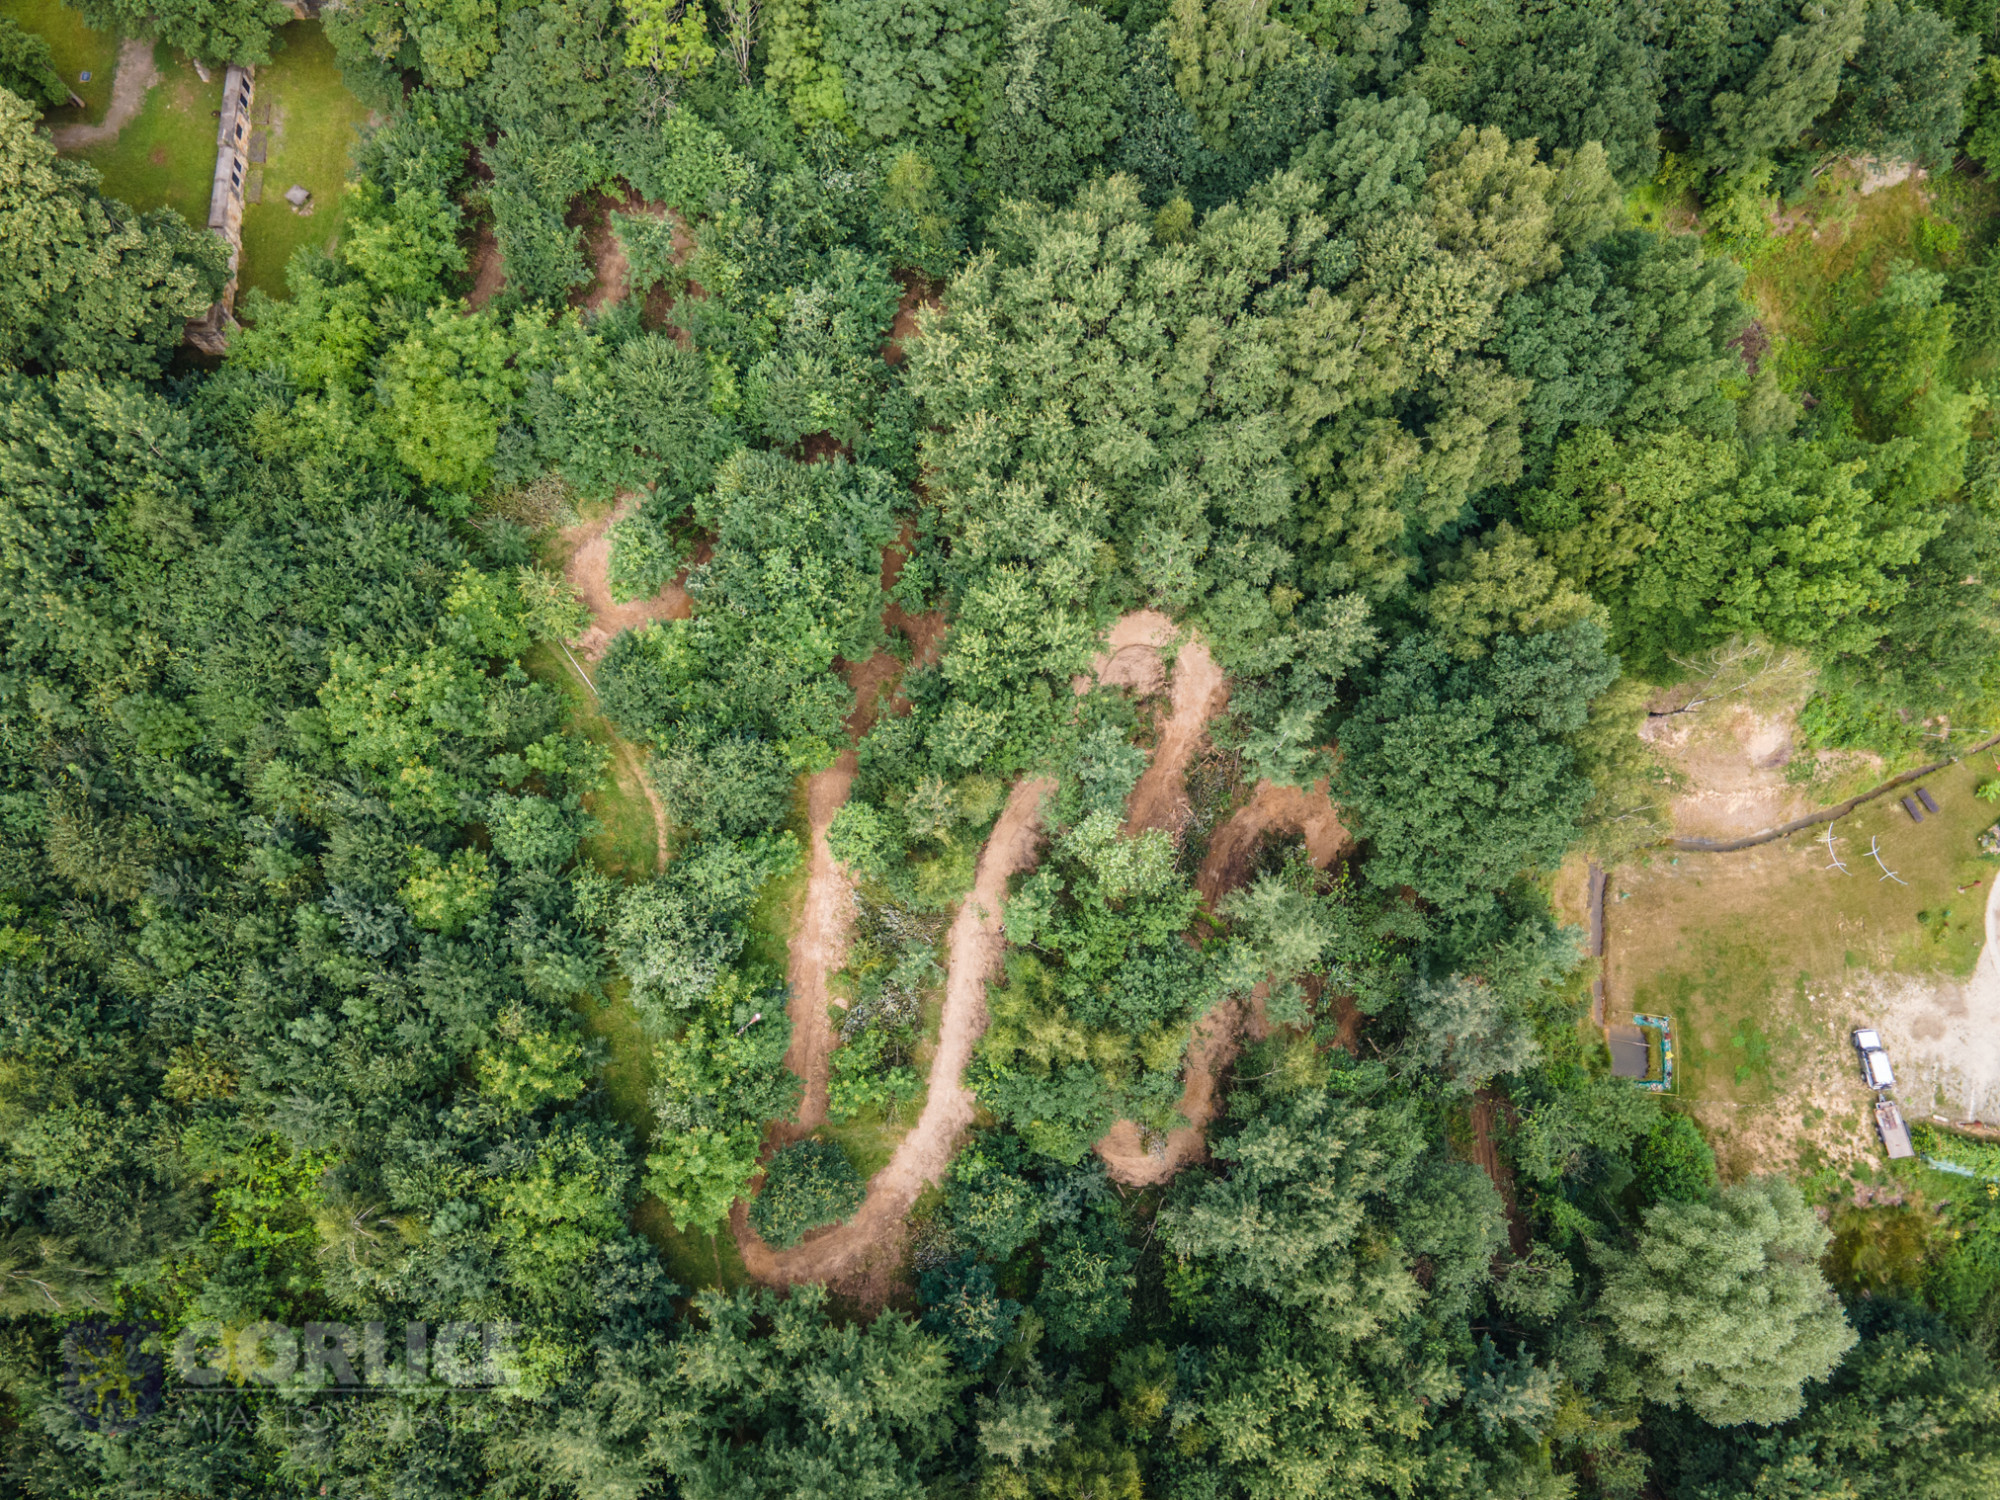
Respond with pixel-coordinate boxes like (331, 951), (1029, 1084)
(559, 492), (695, 662)
(733, 775), (1053, 1284)
(553, 492), (696, 871)
(1098, 768), (1351, 1184)
(50, 38), (157, 152)
(1196, 778), (1349, 907)
(780, 749), (861, 1133)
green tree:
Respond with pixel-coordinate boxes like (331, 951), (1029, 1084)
(750, 1140), (867, 1247)
(0, 20), (68, 109)
(78, 0), (291, 65)
(1654, 1326), (2000, 1496)
(1159, 1085), (1429, 1333)
(1166, 0), (1297, 148)
(1336, 624), (1618, 915)
(655, 1284), (960, 1497)
(1658, 0), (1867, 173)
(1821, 0), (1978, 164)
(1413, 0), (1663, 179)
(1422, 522), (1606, 660)
(0, 90), (227, 379)
(1597, 1177), (1856, 1426)
(1633, 1114), (1719, 1205)
(824, 0), (1003, 144)
(977, 0), (1131, 206)
(1521, 428), (1940, 659)
(374, 303), (526, 497)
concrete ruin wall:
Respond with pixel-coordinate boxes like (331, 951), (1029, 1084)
(184, 64), (254, 357)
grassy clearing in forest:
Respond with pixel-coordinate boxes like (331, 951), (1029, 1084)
(815, 1110), (905, 1182)
(76, 46), (216, 226)
(0, 0), (117, 121)
(1604, 758), (1997, 1178)
(236, 23), (371, 300)
(1741, 164), (2000, 389)
(522, 641), (662, 881)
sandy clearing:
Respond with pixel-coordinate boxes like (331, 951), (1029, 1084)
(558, 493), (695, 662)
(1869, 871), (2000, 1124)
(733, 775), (1054, 1285)
(50, 38), (158, 151)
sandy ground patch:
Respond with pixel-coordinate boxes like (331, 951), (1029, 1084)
(1866, 871), (2000, 1125)
(50, 37), (156, 151)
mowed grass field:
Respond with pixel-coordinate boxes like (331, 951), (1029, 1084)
(1603, 757), (1998, 1180)
(77, 46), (218, 228)
(237, 22), (372, 300)
(0, 0), (117, 121)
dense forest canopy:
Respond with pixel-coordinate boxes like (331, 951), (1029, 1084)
(2, 0), (2000, 1497)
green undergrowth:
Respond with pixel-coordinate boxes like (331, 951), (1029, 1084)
(522, 640), (662, 881)
(0, 0), (117, 122)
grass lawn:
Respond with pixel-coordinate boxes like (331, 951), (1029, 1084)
(0, 0), (117, 123)
(815, 1110), (908, 1182)
(1603, 758), (1998, 1180)
(522, 638), (663, 882)
(237, 22), (372, 300)
(76, 44), (216, 226)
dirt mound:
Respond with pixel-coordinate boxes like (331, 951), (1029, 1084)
(558, 493), (696, 662)
(733, 776), (1053, 1287)
(1196, 778), (1349, 909)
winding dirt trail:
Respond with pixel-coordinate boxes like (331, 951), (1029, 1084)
(558, 493), (695, 662)
(555, 492), (697, 872)
(1196, 778), (1349, 908)
(778, 750), (861, 1134)
(732, 775), (1053, 1285)
(1097, 766), (1351, 1184)
(50, 38), (157, 152)
(774, 539), (947, 1140)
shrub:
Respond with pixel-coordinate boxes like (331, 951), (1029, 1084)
(1633, 1113), (1719, 1205)
(750, 1141), (866, 1247)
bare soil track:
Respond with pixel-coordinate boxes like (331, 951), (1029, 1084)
(558, 493), (696, 662)
(1093, 634), (1351, 1186)
(50, 38), (157, 151)
(732, 775), (1054, 1286)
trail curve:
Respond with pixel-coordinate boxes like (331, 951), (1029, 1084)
(732, 775), (1053, 1285)
(1098, 768), (1351, 1185)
